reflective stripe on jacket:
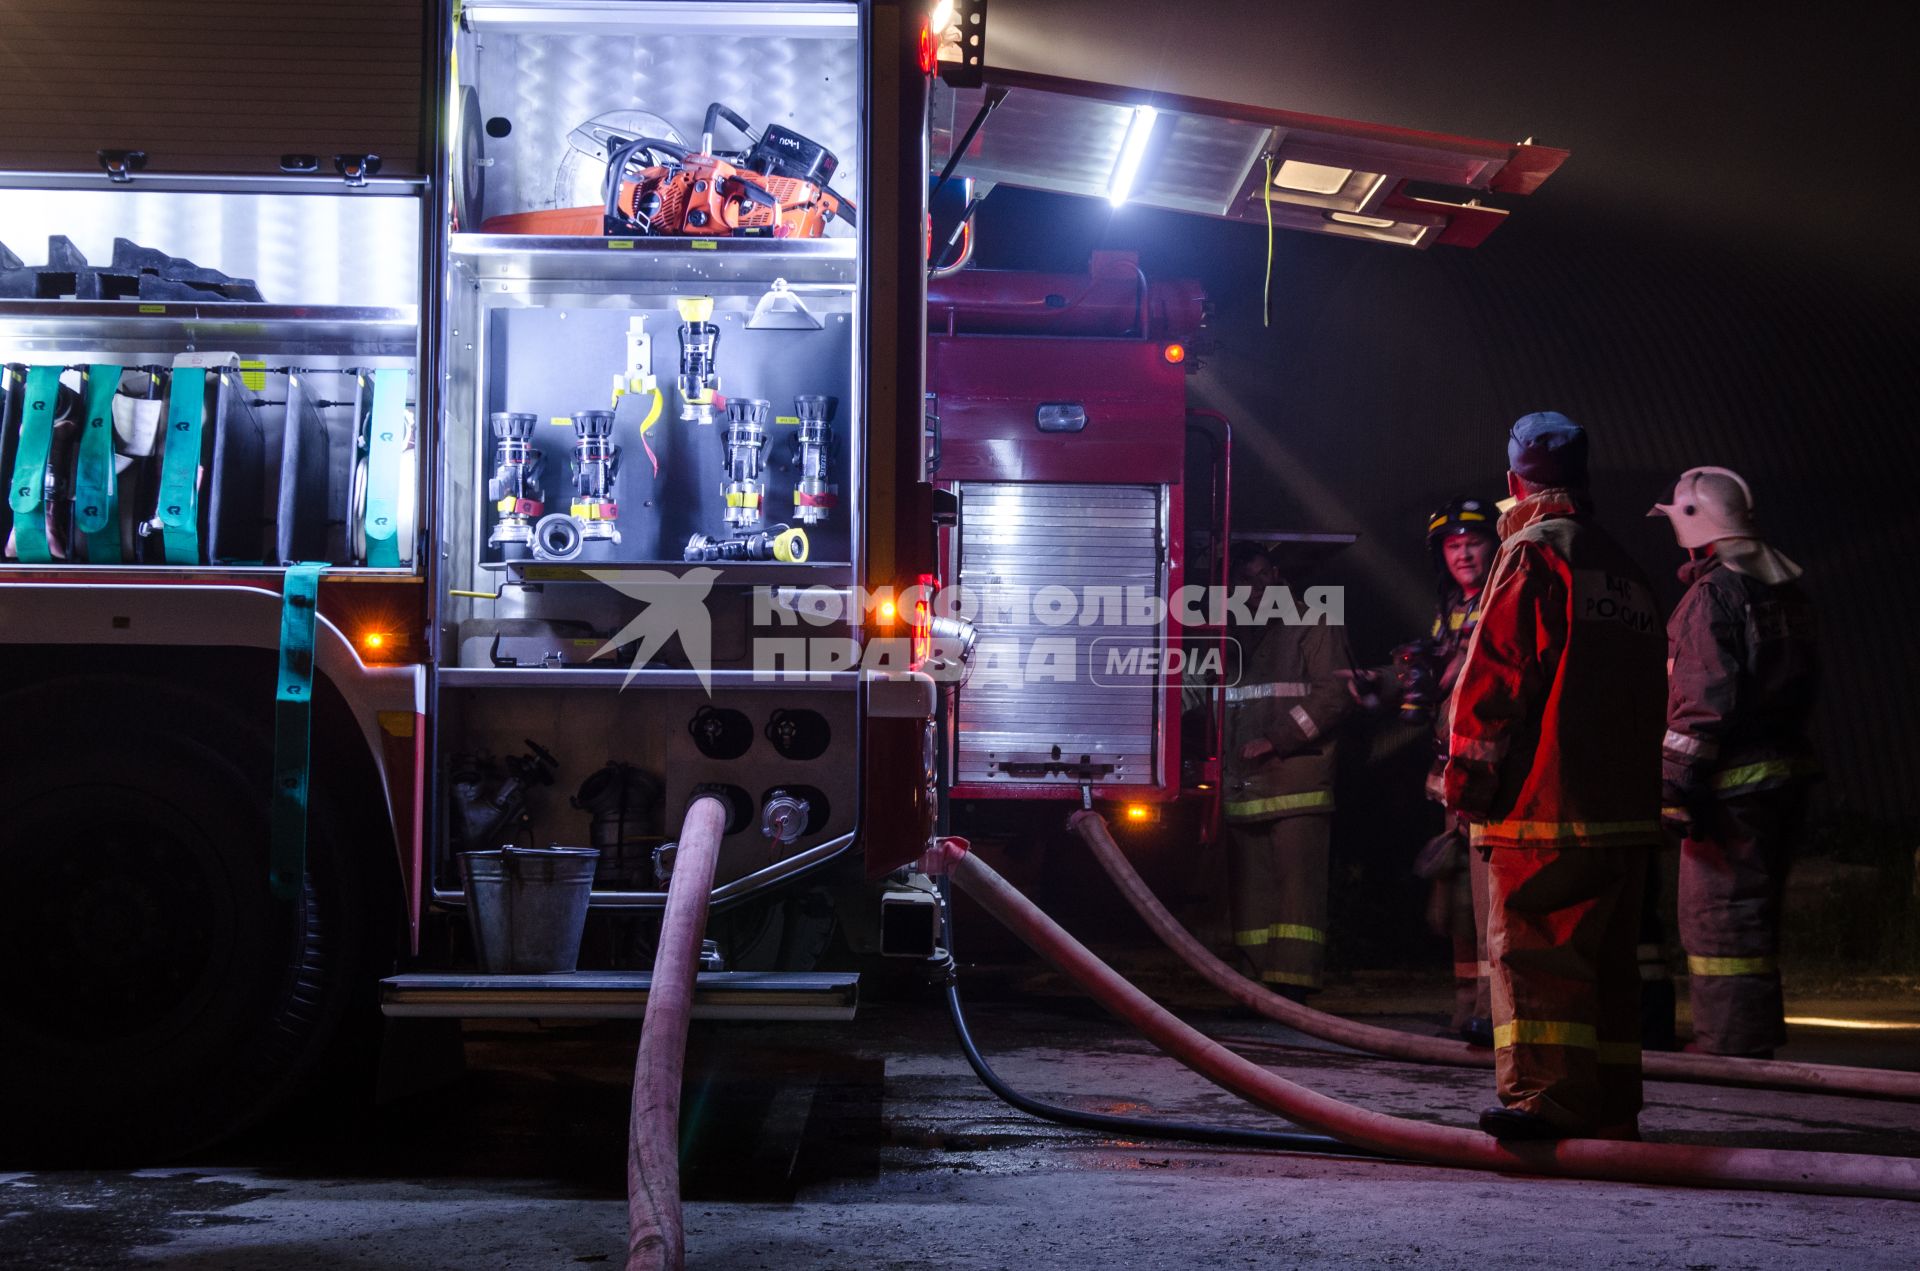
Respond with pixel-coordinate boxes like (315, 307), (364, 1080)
(1663, 552), (1818, 799)
(1442, 489), (1666, 849)
(1222, 617), (1355, 823)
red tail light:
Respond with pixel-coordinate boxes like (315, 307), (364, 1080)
(910, 572), (937, 666)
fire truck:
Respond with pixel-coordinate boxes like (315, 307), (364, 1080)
(0, 0), (1560, 1159)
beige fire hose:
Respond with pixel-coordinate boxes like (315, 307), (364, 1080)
(1070, 810), (1920, 1102)
(947, 839), (1920, 1200)
(627, 795), (728, 1271)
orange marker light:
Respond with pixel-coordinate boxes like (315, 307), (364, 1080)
(879, 599), (898, 623)
(362, 631), (387, 652)
(918, 18), (937, 74)
(1125, 803), (1151, 822)
(1163, 343), (1187, 364)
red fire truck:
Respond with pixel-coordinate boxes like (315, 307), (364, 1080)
(0, 0), (1560, 1159)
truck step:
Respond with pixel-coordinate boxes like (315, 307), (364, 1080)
(379, 970), (858, 1022)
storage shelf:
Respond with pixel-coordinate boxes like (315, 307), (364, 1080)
(438, 666), (859, 689)
(471, 559), (852, 587)
(380, 970), (859, 1022)
(0, 563), (418, 580)
(0, 300), (418, 358)
(451, 234), (856, 287)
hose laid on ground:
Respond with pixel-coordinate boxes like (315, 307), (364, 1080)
(627, 795), (728, 1271)
(1071, 810), (1920, 1102)
(947, 839), (1920, 1200)
(938, 872), (1383, 1159)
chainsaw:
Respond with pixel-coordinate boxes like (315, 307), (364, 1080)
(481, 102), (856, 239)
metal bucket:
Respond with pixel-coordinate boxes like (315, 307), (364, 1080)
(460, 846), (600, 974)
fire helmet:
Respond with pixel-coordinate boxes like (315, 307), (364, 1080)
(1647, 466), (1756, 549)
(1427, 496), (1499, 550)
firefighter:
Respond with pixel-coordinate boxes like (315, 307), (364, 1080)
(1443, 412), (1666, 1141)
(1649, 466), (1817, 1059)
(1413, 497), (1500, 1047)
(1349, 497), (1500, 1042)
(1221, 540), (1358, 999)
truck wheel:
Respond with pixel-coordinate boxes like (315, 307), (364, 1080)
(0, 676), (375, 1165)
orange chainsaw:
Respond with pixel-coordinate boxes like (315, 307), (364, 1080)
(480, 102), (856, 239)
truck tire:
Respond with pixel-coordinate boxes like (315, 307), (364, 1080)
(0, 675), (377, 1165)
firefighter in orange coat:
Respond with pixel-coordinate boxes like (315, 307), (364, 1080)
(1650, 467), (1817, 1058)
(1443, 413), (1666, 1141)
(1221, 541), (1357, 999)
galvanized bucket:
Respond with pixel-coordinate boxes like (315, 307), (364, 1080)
(459, 846), (599, 974)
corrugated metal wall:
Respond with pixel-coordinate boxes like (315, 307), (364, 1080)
(979, 190), (1920, 823)
(1204, 217), (1920, 823)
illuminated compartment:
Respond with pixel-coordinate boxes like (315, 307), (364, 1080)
(0, 190), (421, 568)
(441, 0), (865, 665)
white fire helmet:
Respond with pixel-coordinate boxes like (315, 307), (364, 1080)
(1647, 466), (1756, 549)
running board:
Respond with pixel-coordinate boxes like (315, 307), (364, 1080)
(380, 971), (859, 1022)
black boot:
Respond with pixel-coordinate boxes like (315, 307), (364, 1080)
(1640, 979), (1678, 1052)
(1459, 1016), (1494, 1048)
(1478, 1106), (1571, 1141)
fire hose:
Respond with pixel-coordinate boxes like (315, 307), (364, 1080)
(1072, 810), (1920, 1102)
(626, 794), (727, 1271)
(945, 839), (1920, 1200)
(937, 874), (1383, 1159)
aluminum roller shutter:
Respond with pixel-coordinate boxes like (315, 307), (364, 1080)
(953, 481), (1165, 787)
(0, 0), (429, 177)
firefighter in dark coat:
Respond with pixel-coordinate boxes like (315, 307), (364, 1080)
(1649, 466), (1817, 1059)
(1221, 542), (1357, 998)
(1351, 498), (1500, 1043)
(1414, 498), (1499, 1045)
(1444, 413), (1666, 1141)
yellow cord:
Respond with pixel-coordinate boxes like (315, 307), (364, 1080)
(1262, 152), (1274, 329)
(638, 385), (663, 439)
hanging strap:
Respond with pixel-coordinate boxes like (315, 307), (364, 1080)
(362, 368), (407, 566)
(158, 367), (208, 564)
(73, 365), (124, 563)
(271, 563), (326, 902)
(7, 365), (63, 564)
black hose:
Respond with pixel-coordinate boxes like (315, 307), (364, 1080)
(938, 878), (1385, 1159)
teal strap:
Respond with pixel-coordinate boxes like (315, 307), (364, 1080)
(271, 563), (326, 902)
(7, 365), (63, 563)
(363, 368), (406, 566)
(74, 365), (124, 563)
(158, 368), (208, 565)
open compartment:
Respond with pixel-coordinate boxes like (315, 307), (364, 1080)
(0, 188), (423, 570)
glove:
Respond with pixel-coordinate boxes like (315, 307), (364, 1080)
(1443, 760), (1497, 819)
(1412, 828), (1467, 881)
(1342, 667), (1392, 713)
(1662, 777), (1716, 839)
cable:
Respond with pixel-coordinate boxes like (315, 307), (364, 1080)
(1262, 151), (1275, 329)
(938, 877), (1384, 1158)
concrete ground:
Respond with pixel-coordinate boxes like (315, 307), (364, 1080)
(4, 969), (1918, 1270)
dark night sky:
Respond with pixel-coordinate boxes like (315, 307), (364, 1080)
(965, 2), (1920, 822)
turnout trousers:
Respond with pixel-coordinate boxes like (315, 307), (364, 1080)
(1680, 789), (1805, 1056)
(1227, 813), (1330, 991)
(1445, 847), (1492, 1032)
(1487, 843), (1648, 1130)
